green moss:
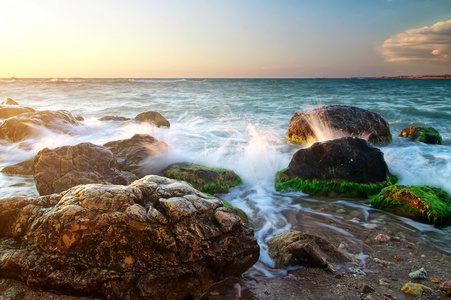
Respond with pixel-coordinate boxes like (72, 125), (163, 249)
(275, 170), (397, 197)
(368, 185), (451, 225)
(221, 200), (254, 228)
(398, 126), (442, 145)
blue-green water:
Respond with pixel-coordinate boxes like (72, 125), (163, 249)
(1, 78), (450, 270)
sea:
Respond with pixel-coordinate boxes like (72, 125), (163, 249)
(1, 78), (450, 275)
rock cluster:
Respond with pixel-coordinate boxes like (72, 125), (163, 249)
(0, 176), (259, 299)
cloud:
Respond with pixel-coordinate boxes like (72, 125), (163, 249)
(380, 19), (451, 62)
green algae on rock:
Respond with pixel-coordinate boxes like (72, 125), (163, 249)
(397, 126), (442, 145)
(275, 173), (398, 197)
(163, 162), (242, 194)
(368, 185), (451, 225)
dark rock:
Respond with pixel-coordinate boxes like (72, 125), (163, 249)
(99, 115), (131, 122)
(368, 185), (451, 225)
(0, 175), (259, 299)
(286, 105), (392, 145)
(163, 162), (242, 194)
(134, 111), (170, 128)
(104, 134), (168, 177)
(359, 283), (375, 294)
(74, 115), (84, 121)
(398, 126), (442, 145)
(275, 137), (395, 197)
(265, 230), (357, 273)
(1, 98), (19, 105)
(1, 157), (34, 175)
(0, 110), (81, 142)
(32, 142), (128, 196)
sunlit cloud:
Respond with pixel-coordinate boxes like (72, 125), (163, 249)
(380, 19), (451, 62)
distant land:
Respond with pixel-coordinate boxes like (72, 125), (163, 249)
(376, 74), (451, 79)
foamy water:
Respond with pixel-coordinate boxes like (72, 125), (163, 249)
(1, 78), (450, 270)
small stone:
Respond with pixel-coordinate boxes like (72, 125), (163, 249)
(401, 283), (432, 297)
(210, 291), (220, 296)
(338, 243), (346, 249)
(350, 217), (361, 222)
(364, 239), (372, 244)
(335, 273), (342, 279)
(409, 267), (427, 279)
(348, 267), (365, 276)
(379, 278), (391, 287)
(336, 208), (347, 214)
(394, 255), (402, 261)
(374, 234), (391, 243)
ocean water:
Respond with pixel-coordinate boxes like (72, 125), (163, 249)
(1, 78), (450, 272)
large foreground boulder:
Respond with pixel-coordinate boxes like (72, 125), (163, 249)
(163, 162), (242, 194)
(135, 111), (170, 128)
(0, 175), (259, 299)
(0, 110), (81, 142)
(397, 126), (442, 145)
(33, 142), (128, 196)
(286, 105), (392, 145)
(368, 185), (451, 225)
(104, 134), (168, 177)
(275, 137), (396, 196)
(265, 230), (357, 273)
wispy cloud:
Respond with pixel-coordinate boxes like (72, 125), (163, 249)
(380, 19), (451, 62)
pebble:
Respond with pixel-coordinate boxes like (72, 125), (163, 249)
(363, 223), (378, 230)
(401, 283), (432, 297)
(373, 257), (392, 265)
(350, 217), (361, 223)
(409, 267), (427, 279)
(440, 281), (451, 297)
(394, 255), (402, 261)
(359, 283), (375, 294)
(374, 234), (391, 243)
(379, 278), (391, 287)
(336, 208), (347, 214)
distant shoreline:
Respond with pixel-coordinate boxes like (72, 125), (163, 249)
(376, 74), (451, 79)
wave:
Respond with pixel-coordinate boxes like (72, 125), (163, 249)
(127, 79), (187, 84)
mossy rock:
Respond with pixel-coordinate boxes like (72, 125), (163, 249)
(163, 162), (242, 194)
(275, 170), (398, 197)
(368, 185), (451, 225)
(397, 126), (442, 145)
(1, 157), (34, 175)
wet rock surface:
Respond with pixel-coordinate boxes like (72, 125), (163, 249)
(0, 110), (81, 142)
(163, 162), (242, 194)
(1, 157), (34, 175)
(104, 134), (168, 177)
(98, 115), (131, 121)
(286, 105), (392, 145)
(275, 137), (393, 196)
(0, 176), (259, 299)
(32, 142), (128, 196)
(134, 111), (170, 128)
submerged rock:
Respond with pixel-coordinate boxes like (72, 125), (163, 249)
(163, 162), (242, 194)
(0, 175), (259, 299)
(134, 111), (170, 128)
(33, 142), (129, 196)
(409, 267), (427, 279)
(98, 115), (131, 122)
(0, 110), (81, 142)
(275, 137), (396, 197)
(286, 105), (392, 145)
(368, 185), (451, 225)
(397, 126), (442, 145)
(104, 134), (168, 177)
(1, 157), (34, 175)
(265, 230), (357, 273)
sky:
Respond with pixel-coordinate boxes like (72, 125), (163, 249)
(1, 0), (450, 78)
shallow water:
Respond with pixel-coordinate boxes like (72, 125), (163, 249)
(1, 78), (450, 272)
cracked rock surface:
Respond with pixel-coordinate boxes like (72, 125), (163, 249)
(33, 142), (129, 196)
(0, 175), (259, 299)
